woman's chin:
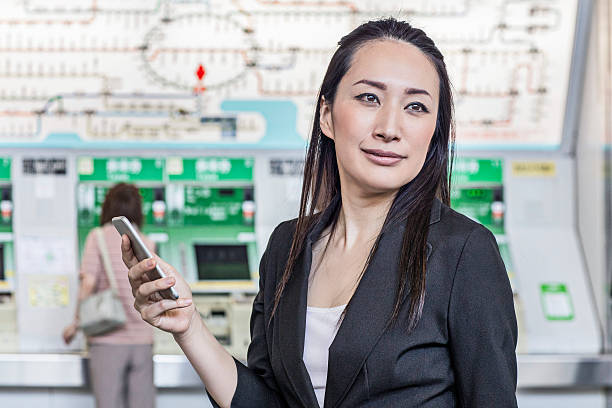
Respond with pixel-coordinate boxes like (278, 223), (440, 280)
(349, 178), (407, 196)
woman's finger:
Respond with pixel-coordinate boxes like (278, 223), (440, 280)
(130, 275), (153, 298)
(121, 235), (139, 268)
(128, 257), (157, 284)
(140, 298), (193, 325)
(135, 276), (176, 303)
(152, 255), (178, 279)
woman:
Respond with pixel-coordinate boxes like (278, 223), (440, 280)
(64, 183), (156, 408)
(122, 18), (517, 407)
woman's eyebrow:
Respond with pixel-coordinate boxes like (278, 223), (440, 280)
(352, 79), (431, 99)
(405, 88), (431, 99)
(353, 79), (386, 90)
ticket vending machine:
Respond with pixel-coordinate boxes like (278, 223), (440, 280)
(449, 158), (525, 351)
(76, 156), (168, 255)
(450, 157), (601, 362)
(75, 156), (259, 359)
(0, 158), (16, 352)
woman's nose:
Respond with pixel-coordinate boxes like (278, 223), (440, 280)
(373, 104), (401, 142)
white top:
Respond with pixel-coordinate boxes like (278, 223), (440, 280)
(303, 304), (346, 408)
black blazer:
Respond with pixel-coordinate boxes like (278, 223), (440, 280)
(209, 198), (518, 407)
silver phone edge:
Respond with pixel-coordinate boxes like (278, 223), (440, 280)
(112, 216), (153, 260)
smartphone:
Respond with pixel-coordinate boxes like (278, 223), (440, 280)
(112, 216), (179, 300)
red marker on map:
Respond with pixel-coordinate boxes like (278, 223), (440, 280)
(194, 64), (206, 93)
(196, 64), (205, 80)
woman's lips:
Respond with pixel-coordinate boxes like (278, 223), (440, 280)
(361, 148), (406, 166)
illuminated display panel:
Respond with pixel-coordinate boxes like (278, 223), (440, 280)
(0, 0), (578, 150)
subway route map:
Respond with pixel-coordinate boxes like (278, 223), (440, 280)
(0, 0), (579, 149)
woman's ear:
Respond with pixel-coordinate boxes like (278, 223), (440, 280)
(319, 96), (334, 140)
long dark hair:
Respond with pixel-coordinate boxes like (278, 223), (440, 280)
(272, 18), (455, 331)
(100, 183), (143, 228)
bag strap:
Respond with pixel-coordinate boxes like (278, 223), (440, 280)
(94, 227), (119, 294)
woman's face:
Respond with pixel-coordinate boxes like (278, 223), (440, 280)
(320, 39), (440, 196)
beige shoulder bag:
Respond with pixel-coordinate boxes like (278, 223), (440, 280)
(78, 228), (127, 336)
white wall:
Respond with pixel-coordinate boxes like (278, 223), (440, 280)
(576, 0), (607, 341)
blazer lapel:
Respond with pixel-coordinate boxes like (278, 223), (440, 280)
(277, 245), (319, 407)
(324, 198), (442, 408)
(276, 197), (442, 408)
(277, 197), (341, 408)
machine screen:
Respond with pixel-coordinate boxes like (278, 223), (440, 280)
(195, 244), (250, 281)
(0, 244), (4, 281)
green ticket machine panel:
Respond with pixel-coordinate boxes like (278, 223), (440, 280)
(451, 158), (515, 292)
(76, 157), (257, 293)
(0, 158), (14, 292)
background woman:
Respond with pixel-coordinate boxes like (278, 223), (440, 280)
(64, 182), (156, 408)
(122, 18), (517, 407)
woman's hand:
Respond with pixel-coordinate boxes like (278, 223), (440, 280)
(121, 235), (196, 335)
(62, 321), (78, 344)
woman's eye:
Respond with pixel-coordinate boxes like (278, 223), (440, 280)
(356, 93), (379, 104)
(406, 102), (428, 113)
